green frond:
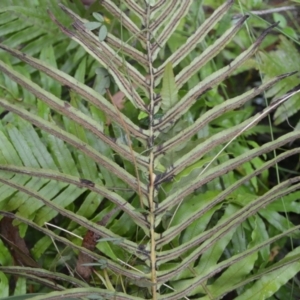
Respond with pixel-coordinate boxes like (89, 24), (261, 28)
(0, 0), (299, 299)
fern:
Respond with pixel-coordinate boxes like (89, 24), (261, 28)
(0, 0), (300, 299)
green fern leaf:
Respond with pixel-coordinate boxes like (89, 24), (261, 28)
(160, 62), (178, 112)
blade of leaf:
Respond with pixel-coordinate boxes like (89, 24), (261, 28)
(160, 62), (178, 112)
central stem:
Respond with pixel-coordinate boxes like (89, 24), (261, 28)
(145, 4), (158, 299)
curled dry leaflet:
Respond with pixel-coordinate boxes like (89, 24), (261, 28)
(0, 0), (300, 299)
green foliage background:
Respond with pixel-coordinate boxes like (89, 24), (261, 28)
(0, 0), (300, 299)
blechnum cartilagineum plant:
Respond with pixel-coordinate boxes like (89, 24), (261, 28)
(0, 0), (300, 299)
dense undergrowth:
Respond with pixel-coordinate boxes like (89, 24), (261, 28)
(0, 0), (300, 299)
